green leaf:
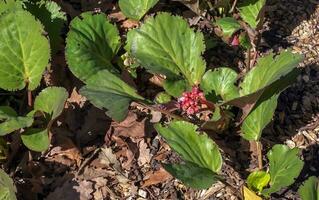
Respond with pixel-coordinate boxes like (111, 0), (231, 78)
(34, 87), (68, 120)
(241, 94), (278, 141)
(127, 13), (206, 86)
(24, 0), (66, 54)
(0, 0), (24, 15)
(164, 161), (219, 189)
(215, 17), (241, 37)
(66, 12), (121, 82)
(155, 92), (172, 104)
(241, 67), (300, 141)
(21, 128), (49, 152)
(239, 33), (251, 49)
(0, 10), (50, 91)
(0, 169), (17, 200)
(155, 121), (222, 172)
(238, 0), (266, 29)
(298, 176), (319, 200)
(240, 50), (303, 96)
(0, 106), (33, 136)
(80, 70), (145, 121)
(262, 145), (304, 196)
(163, 79), (189, 97)
(201, 68), (239, 102)
(247, 170), (270, 193)
(119, 0), (159, 21)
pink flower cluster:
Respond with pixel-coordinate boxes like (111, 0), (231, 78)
(178, 86), (207, 115)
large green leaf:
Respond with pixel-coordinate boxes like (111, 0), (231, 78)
(241, 67), (300, 141)
(238, 0), (266, 29)
(240, 50), (303, 96)
(215, 17), (241, 37)
(241, 94), (278, 141)
(127, 13), (206, 86)
(21, 128), (49, 152)
(201, 68), (239, 102)
(0, 169), (17, 200)
(247, 170), (270, 193)
(24, 0), (66, 54)
(80, 70), (145, 121)
(164, 161), (219, 189)
(0, 10), (50, 91)
(119, 0), (159, 21)
(66, 12), (121, 82)
(34, 87), (68, 120)
(298, 176), (319, 200)
(262, 145), (304, 196)
(155, 121), (222, 172)
(0, 106), (33, 136)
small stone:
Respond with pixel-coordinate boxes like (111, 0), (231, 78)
(302, 75), (310, 82)
(138, 189), (147, 198)
(292, 102), (298, 111)
(286, 140), (296, 148)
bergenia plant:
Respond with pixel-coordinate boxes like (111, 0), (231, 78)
(0, 0), (308, 199)
(0, 0), (68, 152)
(65, 7), (304, 197)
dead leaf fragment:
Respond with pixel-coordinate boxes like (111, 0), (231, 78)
(142, 168), (172, 187)
(138, 140), (152, 166)
(243, 186), (262, 200)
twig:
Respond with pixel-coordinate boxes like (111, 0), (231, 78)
(219, 178), (242, 199)
(256, 141), (263, 170)
(27, 90), (32, 107)
(247, 47), (252, 70)
(251, 49), (258, 67)
(76, 147), (101, 176)
(229, 0), (238, 13)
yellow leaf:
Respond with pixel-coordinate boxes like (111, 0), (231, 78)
(243, 186), (262, 200)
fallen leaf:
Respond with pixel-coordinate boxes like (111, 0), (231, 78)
(142, 168), (172, 187)
(109, 11), (126, 22)
(122, 19), (139, 29)
(46, 179), (93, 200)
(47, 135), (82, 167)
(243, 186), (262, 200)
(137, 140), (151, 166)
(99, 145), (122, 172)
(109, 111), (151, 138)
(67, 88), (86, 108)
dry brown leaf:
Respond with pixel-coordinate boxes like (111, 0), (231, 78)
(142, 168), (172, 187)
(46, 179), (93, 200)
(99, 145), (122, 172)
(109, 112), (150, 138)
(138, 140), (151, 166)
(109, 11), (126, 22)
(47, 135), (82, 167)
(122, 19), (139, 29)
(67, 88), (86, 108)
